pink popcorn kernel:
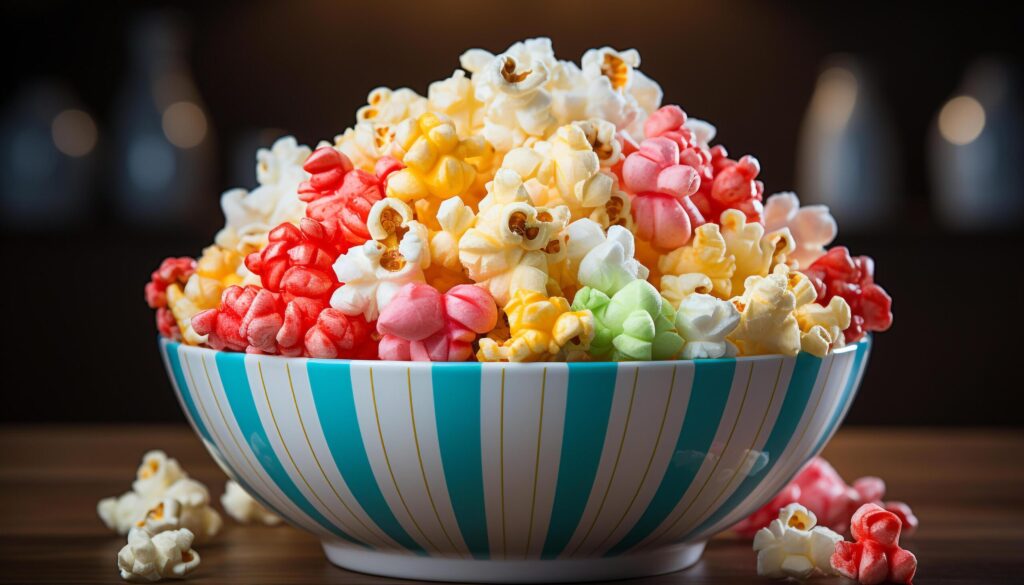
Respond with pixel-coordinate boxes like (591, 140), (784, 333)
(304, 308), (378, 360)
(145, 257), (197, 339)
(377, 282), (498, 362)
(690, 148), (765, 224)
(831, 503), (917, 585)
(298, 146), (401, 250)
(622, 137), (704, 250)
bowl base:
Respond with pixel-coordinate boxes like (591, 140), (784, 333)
(321, 541), (707, 583)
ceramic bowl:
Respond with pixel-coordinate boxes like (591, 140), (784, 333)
(160, 337), (870, 583)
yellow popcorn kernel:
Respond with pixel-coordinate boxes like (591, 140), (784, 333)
(720, 209), (795, 297)
(728, 268), (800, 357)
(659, 223), (736, 299)
(660, 273), (715, 309)
(386, 113), (494, 227)
(426, 198), (476, 292)
(458, 169), (569, 307)
(796, 296), (852, 357)
(476, 290), (595, 362)
(334, 122), (398, 172)
(168, 246), (244, 345)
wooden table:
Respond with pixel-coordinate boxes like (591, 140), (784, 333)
(1, 426), (1021, 584)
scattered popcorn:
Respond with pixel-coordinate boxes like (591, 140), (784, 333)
(675, 293), (741, 359)
(764, 192), (837, 269)
(572, 280), (682, 361)
(831, 504), (917, 585)
(221, 480), (281, 526)
(753, 503), (843, 580)
(478, 290), (594, 362)
(118, 528), (200, 583)
(377, 282), (498, 361)
(147, 38), (892, 364)
(133, 451), (187, 498)
(215, 136), (312, 255)
(733, 457), (918, 539)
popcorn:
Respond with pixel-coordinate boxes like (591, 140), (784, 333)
(304, 309), (378, 360)
(567, 221), (649, 297)
(752, 503), (843, 580)
(356, 87), (428, 126)
(118, 528), (200, 582)
(167, 246), (247, 346)
(796, 296), (852, 358)
(733, 457), (918, 539)
(719, 209), (794, 296)
(728, 267), (801, 357)
(215, 136), (312, 255)
(458, 169), (569, 307)
(137, 491), (221, 544)
(803, 247), (893, 343)
(386, 112), (494, 225)
(222, 480), (282, 526)
(133, 451), (187, 498)
(377, 282), (498, 361)
(428, 70), (485, 139)
(690, 153), (765, 224)
(622, 137), (704, 250)
(478, 290), (595, 362)
(764, 192), (837, 269)
(659, 273), (714, 309)
(502, 123), (629, 227)
(831, 504), (917, 585)
(675, 293), (741, 359)
(425, 197), (475, 292)
(643, 105), (715, 186)
(571, 280), (682, 361)
(659, 223), (736, 299)
(461, 38), (559, 152)
(146, 258), (197, 340)
(298, 146), (398, 250)
(245, 219), (342, 302)
(330, 198), (430, 322)
(334, 122), (398, 172)
(99, 491), (149, 535)
(579, 46), (662, 139)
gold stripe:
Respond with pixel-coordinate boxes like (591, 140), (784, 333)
(499, 367), (507, 559)
(198, 355), (285, 510)
(285, 363), (392, 547)
(257, 362), (369, 545)
(523, 367), (548, 558)
(369, 367), (439, 552)
(785, 354), (838, 468)
(670, 359), (785, 541)
(568, 367), (640, 557)
(645, 361), (755, 547)
(591, 365), (678, 553)
(406, 368), (465, 558)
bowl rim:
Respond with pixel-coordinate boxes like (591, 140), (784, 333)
(161, 335), (868, 368)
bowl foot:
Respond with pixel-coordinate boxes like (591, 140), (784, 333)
(321, 541), (707, 583)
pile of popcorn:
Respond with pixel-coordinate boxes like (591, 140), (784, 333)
(147, 38), (893, 362)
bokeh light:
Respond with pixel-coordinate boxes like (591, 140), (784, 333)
(161, 101), (207, 148)
(938, 95), (986, 145)
(50, 109), (97, 157)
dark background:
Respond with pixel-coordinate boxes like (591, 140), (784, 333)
(2, 0), (1022, 425)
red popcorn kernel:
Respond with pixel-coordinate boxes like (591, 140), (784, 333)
(191, 285), (256, 352)
(831, 503), (917, 585)
(145, 257), (196, 310)
(803, 247), (893, 343)
(298, 146), (400, 249)
(304, 308), (378, 359)
(244, 219), (341, 302)
(690, 149), (765, 224)
(732, 457), (917, 538)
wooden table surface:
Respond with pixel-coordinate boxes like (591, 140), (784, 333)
(1, 426), (1021, 584)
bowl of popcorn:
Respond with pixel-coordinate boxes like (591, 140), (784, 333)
(147, 38), (892, 583)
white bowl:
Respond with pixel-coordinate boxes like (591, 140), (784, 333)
(160, 337), (870, 583)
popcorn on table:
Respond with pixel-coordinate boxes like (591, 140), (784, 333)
(221, 480), (281, 526)
(118, 528), (200, 583)
(752, 503), (843, 580)
(149, 36), (893, 363)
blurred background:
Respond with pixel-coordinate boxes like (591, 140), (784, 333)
(2, 0), (1022, 425)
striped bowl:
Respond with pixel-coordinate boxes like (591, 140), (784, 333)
(160, 337), (870, 583)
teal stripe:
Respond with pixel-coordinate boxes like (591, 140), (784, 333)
(305, 360), (424, 554)
(215, 352), (369, 548)
(164, 342), (214, 445)
(605, 359), (736, 557)
(432, 363), (489, 558)
(541, 363), (619, 559)
(808, 340), (870, 459)
(683, 352), (824, 541)
(166, 344), (289, 523)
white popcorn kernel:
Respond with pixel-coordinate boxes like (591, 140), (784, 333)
(575, 224), (648, 296)
(133, 451), (187, 498)
(118, 528), (200, 583)
(675, 293), (741, 359)
(659, 273), (715, 310)
(99, 491), (150, 535)
(221, 480), (282, 526)
(752, 503), (843, 580)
